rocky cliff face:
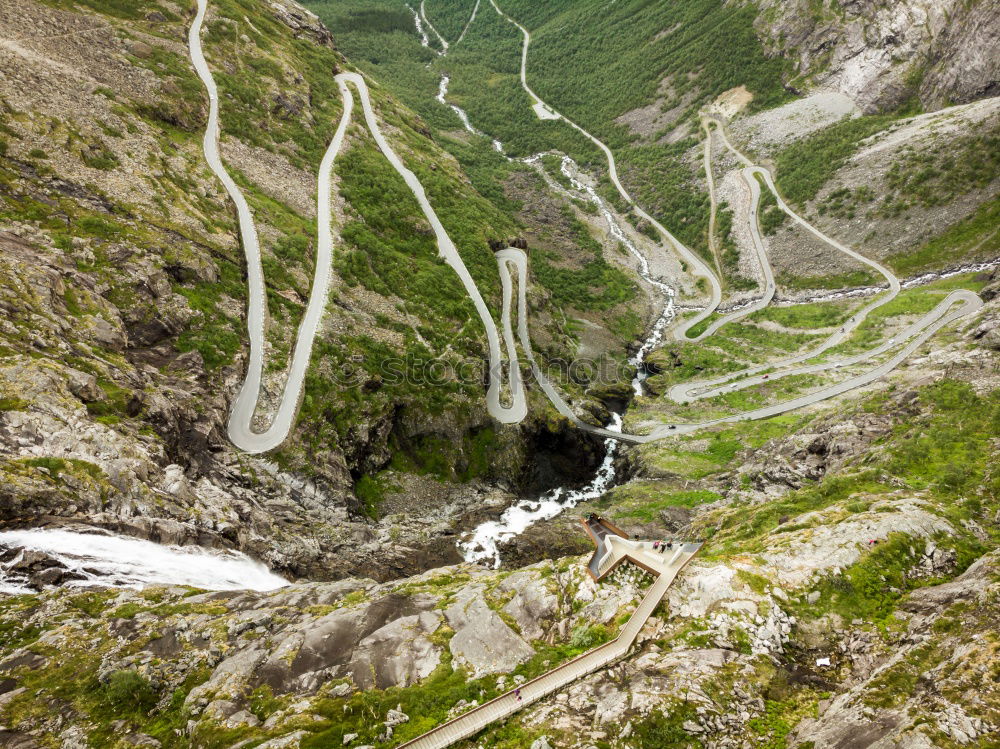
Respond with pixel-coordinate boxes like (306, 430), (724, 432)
(752, 0), (1000, 112)
(4, 472), (997, 746)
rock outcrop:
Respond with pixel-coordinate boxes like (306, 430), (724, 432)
(753, 0), (1000, 112)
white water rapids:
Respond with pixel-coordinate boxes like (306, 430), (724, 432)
(460, 414), (624, 567)
(441, 80), (677, 566)
(0, 529), (289, 594)
(557, 156), (676, 395)
(437, 75), (483, 136)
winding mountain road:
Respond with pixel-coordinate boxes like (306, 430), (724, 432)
(190, 0), (527, 453)
(483, 0), (984, 443)
(189, 0), (349, 454)
(419, 0), (449, 53)
(487, 0), (723, 341)
(664, 119), (906, 403)
(194, 0), (983, 456)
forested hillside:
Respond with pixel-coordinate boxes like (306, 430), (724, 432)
(0, 0), (998, 747)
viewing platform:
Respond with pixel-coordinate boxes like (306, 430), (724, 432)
(398, 516), (702, 749)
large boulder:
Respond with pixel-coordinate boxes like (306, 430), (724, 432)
(349, 611), (442, 689)
(445, 586), (533, 677)
(500, 569), (560, 642)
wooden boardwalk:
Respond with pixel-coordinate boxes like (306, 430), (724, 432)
(398, 521), (701, 749)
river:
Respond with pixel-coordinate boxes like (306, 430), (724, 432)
(441, 85), (676, 566)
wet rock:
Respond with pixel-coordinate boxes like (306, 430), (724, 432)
(27, 565), (85, 587)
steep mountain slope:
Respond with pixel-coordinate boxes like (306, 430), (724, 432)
(0, 0), (639, 583)
(2, 297), (997, 746)
(753, 0), (1000, 112)
(0, 0), (999, 747)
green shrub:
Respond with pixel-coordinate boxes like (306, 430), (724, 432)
(354, 475), (385, 519)
(569, 623), (608, 649)
(631, 703), (703, 748)
(889, 196), (1000, 275)
(100, 670), (157, 716)
(775, 114), (898, 205)
(755, 174), (787, 234)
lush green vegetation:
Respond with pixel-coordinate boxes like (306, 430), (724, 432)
(302, 635), (613, 747)
(311, 0), (794, 267)
(791, 530), (981, 627)
(879, 122), (1000, 217)
(498, 0), (791, 148)
(700, 322), (822, 359)
(16, 457), (105, 485)
(886, 380), (1000, 502)
(531, 208), (637, 311)
(816, 184), (873, 220)
(822, 288), (940, 356)
(621, 136), (711, 255)
(715, 200), (756, 290)
(755, 174), (787, 235)
(610, 484), (722, 522)
(200, 0), (350, 168)
(704, 378), (1000, 559)
(174, 259), (246, 370)
(888, 195), (1000, 275)
(710, 471), (894, 554)
(99, 670), (158, 716)
(749, 299), (858, 330)
(632, 412), (814, 481)
(774, 115), (897, 206)
(631, 702), (703, 748)
(309, 0), (600, 162)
